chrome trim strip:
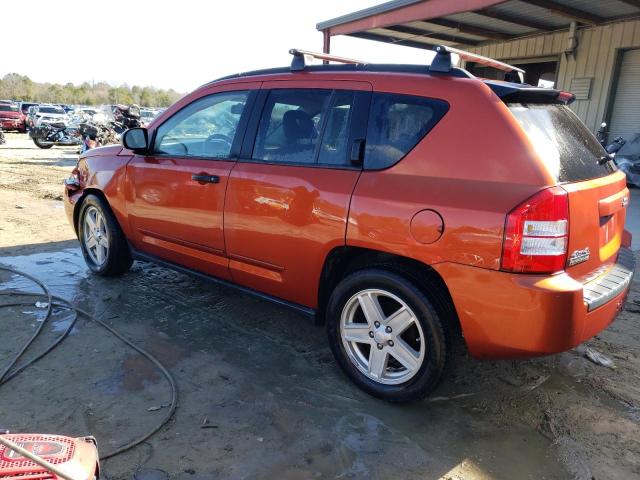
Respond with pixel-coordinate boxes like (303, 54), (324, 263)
(583, 247), (635, 311)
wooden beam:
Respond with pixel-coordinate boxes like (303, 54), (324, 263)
(424, 18), (512, 40)
(384, 25), (481, 46)
(475, 8), (554, 31)
(521, 0), (604, 25)
(348, 32), (439, 50)
(323, 30), (331, 55)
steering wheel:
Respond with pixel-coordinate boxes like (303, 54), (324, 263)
(205, 133), (232, 147)
(160, 141), (188, 155)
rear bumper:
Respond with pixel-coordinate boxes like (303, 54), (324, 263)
(433, 246), (636, 358)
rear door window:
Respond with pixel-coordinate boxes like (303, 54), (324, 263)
(251, 88), (357, 167)
(318, 90), (355, 166)
(508, 104), (616, 182)
(364, 93), (449, 169)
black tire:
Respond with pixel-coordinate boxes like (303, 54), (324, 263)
(326, 269), (448, 403)
(33, 137), (53, 149)
(78, 194), (133, 276)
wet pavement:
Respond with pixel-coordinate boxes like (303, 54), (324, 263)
(2, 137), (639, 480)
(0, 246), (586, 480)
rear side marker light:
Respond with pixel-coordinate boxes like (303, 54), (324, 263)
(501, 187), (569, 274)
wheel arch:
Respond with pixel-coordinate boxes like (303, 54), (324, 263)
(317, 246), (461, 336)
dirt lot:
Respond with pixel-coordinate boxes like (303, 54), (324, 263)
(1, 132), (639, 480)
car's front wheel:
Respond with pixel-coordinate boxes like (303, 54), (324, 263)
(78, 194), (132, 276)
(326, 269), (449, 403)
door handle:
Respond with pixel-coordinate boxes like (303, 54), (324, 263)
(192, 173), (220, 184)
(350, 138), (365, 166)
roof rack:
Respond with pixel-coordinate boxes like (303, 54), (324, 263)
(429, 45), (524, 83)
(289, 48), (364, 71)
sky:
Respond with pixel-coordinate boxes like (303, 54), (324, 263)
(2, 0), (435, 93)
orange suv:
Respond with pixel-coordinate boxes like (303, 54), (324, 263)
(64, 47), (635, 402)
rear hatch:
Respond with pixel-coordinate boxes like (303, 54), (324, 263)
(507, 101), (628, 279)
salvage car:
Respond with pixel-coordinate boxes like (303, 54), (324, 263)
(0, 102), (27, 133)
(32, 104), (69, 126)
(63, 47), (636, 402)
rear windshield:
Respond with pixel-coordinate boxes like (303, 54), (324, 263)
(509, 103), (616, 182)
(39, 107), (65, 114)
(0, 104), (18, 112)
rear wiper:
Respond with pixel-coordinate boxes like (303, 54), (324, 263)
(598, 154), (614, 165)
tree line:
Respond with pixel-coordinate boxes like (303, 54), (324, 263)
(0, 73), (183, 107)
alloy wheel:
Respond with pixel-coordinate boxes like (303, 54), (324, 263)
(340, 288), (425, 385)
(83, 205), (109, 266)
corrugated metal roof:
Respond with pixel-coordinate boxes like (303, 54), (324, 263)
(487, 1), (568, 29)
(369, 27), (462, 46)
(555, 0), (640, 19)
(407, 21), (488, 40)
(319, 0), (640, 50)
(317, 0), (423, 31)
(444, 11), (537, 35)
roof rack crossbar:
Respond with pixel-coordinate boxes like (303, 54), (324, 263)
(429, 45), (525, 82)
(289, 48), (364, 71)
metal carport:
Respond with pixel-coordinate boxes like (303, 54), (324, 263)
(317, 0), (640, 136)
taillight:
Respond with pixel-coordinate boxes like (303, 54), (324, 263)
(501, 186), (569, 274)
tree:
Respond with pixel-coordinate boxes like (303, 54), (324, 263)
(0, 73), (182, 106)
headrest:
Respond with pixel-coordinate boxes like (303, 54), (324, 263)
(282, 110), (314, 142)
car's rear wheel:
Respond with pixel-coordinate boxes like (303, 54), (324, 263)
(78, 194), (132, 276)
(326, 269), (448, 403)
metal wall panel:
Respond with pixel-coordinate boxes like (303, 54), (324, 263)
(468, 20), (640, 132)
(608, 48), (640, 139)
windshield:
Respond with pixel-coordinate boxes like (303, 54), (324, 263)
(509, 103), (616, 182)
(39, 107), (65, 115)
(0, 104), (18, 112)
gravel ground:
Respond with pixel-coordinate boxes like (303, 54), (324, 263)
(1, 132), (639, 480)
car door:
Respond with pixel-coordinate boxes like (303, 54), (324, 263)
(126, 83), (259, 280)
(224, 80), (371, 307)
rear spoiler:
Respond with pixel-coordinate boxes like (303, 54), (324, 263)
(483, 80), (576, 105)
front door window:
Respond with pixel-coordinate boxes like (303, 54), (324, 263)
(154, 91), (249, 159)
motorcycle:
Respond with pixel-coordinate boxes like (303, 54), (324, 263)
(30, 121), (82, 149)
(596, 121), (608, 147)
(605, 136), (626, 155)
(613, 134), (640, 188)
(112, 103), (142, 131)
(79, 121), (120, 153)
(596, 122), (640, 188)
(78, 104), (142, 152)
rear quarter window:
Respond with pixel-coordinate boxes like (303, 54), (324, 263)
(509, 103), (616, 183)
(365, 93), (449, 170)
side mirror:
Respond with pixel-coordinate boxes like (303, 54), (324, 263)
(122, 127), (149, 153)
